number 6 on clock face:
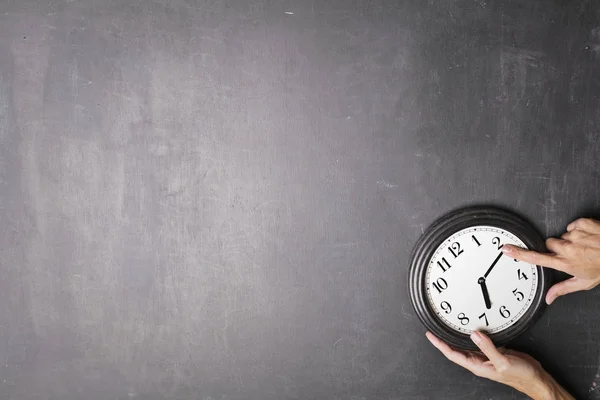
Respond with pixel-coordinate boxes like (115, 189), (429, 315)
(408, 207), (551, 350)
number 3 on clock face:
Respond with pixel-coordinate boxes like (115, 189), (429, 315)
(425, 226), (538, 334)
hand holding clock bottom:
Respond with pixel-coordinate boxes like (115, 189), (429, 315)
(426, 331), (574, 400)
(502, 217), (600, 305)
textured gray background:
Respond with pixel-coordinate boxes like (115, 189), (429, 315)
(1, 0), (600, 399)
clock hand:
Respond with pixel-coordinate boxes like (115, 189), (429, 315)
(478, 277), (492, 309)
(483, 252), (504, 279)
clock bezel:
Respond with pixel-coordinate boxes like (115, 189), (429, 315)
(408, 206), (552, 350)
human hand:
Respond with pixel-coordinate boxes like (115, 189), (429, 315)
(503, 218), (600, 304)
(426, 331), (573, 400)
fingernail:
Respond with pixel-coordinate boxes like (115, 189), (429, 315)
(470, 331), (482, 344)
(546, 295), (555, 305)
(502, 246), (512, 254)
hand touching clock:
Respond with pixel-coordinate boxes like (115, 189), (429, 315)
(426, 331), (574, 400)
(502, 218), (600, 304)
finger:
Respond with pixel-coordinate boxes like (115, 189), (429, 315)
(567, 218), (600, 234)
(502, 245), (570, 272)
(425, 332), (471, 369)
(545, 238), (567, 254)
(546, 277), (591, 305)
(576, 235), (600, 249)
(470, 331), (509, 371)
(561, 229), (590, 242)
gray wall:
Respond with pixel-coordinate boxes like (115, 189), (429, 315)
(1, 0), (600, 399)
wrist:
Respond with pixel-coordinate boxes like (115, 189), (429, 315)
(526, 377), (553, 400)
(521, 370), (573, 400)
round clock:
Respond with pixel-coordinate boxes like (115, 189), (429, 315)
(408, 206), (552, 350)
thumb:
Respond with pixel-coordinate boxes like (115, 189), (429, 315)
(470, 331), (508, 370)
(546, 277), (588, 305)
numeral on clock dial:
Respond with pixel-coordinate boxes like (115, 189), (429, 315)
(448, 242), (463, 258)
(437, 257), (452, 273)
(492, 236), (502, 250)
(457, 313), (470, 325)
(512, 288), (524, 301)
(432, 277), (448, 294)
(440, 301), (452, 314)
(517, 269), (528, 280)
(424, 225), (539, 335)
(478, 312), (489, 327)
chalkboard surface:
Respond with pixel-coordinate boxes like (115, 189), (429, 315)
(1, 0), (600, 399)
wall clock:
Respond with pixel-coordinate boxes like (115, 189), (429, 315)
(408, 206), (552, 349)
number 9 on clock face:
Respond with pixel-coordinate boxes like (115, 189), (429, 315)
(426, 226), (537, 334)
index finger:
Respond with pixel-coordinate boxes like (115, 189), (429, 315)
(501, 245), (570, 273)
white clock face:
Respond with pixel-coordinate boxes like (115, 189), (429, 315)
(425, 226), (538, 334)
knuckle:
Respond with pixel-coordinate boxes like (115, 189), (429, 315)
(496, 365), (507, 374)
(496, 362), (510, 373)
(559, 241), (573, 254)
(546, 238), (564, 250)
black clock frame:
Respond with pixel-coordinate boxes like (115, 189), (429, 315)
(408, 206), (552, 350)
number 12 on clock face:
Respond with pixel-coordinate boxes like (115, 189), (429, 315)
(425, 226), (538, 334)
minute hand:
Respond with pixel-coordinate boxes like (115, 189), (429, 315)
(484, 252), (504, 279)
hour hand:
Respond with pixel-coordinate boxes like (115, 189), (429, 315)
(478, 277), (492, 309)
